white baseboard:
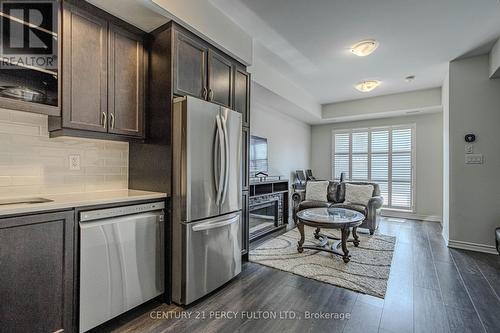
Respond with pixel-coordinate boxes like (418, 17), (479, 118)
(381, 209), (442, 223)
(448, 239), (498, 255)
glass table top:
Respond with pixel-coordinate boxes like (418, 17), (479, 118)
(297, 207), (365, 224)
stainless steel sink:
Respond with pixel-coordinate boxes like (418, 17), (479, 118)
(0, 197), (53, 205)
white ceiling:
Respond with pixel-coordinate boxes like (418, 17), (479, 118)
(211, 0), (500, 104)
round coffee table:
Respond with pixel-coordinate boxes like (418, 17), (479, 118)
(296, 207), (365, 263)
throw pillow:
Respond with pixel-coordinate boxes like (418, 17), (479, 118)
(344, 183), (374, 206)
(305, 181), (329, 202)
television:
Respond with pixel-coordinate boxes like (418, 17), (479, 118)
(250, 135), (268, 175)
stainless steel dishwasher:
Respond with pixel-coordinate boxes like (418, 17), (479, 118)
(79, 202), (165, 333)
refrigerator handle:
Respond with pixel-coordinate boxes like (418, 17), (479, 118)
(220, 114), (230, 205)
(215, 115), (225, 206)
(213, 121), (220, 197)
(191, 215), (239, 231)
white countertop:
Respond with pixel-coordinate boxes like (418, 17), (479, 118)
(0, 190), (168, 217)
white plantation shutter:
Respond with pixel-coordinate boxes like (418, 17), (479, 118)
(333, 132), (350, 179)
(371, 129), (389, 203)
(391, 128), (413, 209)
(332, 125), (414, 211)
(351, 132), (368, 180)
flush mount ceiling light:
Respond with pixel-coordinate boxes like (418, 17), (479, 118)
(350, 39), (379, 56)
(355, 80), (381, 92)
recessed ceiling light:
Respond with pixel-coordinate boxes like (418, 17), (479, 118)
(355, 80), (381, 92)
(405, 75), (416, 82)
(350, 39), (379, 56)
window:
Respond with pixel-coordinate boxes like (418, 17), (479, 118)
(332, 125), (415, 211)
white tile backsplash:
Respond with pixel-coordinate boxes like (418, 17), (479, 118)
(0, 108), (129, 198)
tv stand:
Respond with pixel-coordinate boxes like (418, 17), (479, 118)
(248, 179), (289, 242)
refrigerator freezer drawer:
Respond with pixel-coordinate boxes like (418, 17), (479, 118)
(175, 212), (242, 305)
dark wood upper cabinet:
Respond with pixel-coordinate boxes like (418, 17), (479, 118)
(50, 1), (146, 140)
(173, 30), (208, 99)
(170, 23), (244, 111)
(108, 24), (145, 137)
(233, 66), (251, 127)
(62, 2), (108, 132)
(0, 211), (75, 333)
(208, 49), (233, 108)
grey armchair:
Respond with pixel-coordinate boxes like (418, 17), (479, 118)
(292, 181), (384, 235)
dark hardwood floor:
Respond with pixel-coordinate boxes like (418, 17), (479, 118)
(98, 218), (500, 333)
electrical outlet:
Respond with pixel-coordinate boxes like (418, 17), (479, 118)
(69, 155), (81, 170)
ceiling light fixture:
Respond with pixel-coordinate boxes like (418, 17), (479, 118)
(355, 80), (381, 92)
(350, 39), (379, 56)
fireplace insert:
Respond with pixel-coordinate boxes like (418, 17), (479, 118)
(249, 198), (280, 240)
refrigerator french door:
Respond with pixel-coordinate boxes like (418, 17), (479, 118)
(171, 96), (242, 305)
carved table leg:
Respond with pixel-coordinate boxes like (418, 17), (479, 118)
(341, 227), (351, 263)
(297, 221), (305, 253)
(352, 227), (360, 247)
(314, 227), (321, 239)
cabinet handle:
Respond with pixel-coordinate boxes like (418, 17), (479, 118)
(110, 113), (115, 129)
(208, 89), (214, 101)
(101, 112), (107, 128)
(202, 87), (207, 100)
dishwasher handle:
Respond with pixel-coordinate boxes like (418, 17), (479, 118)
(80, 201), (165, 222)
(192, 215), (239, 232)
(79, 211), (163, 229)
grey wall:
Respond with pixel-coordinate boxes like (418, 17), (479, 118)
(322, 88), (442, 121)
(442, 72), (450, 240)
(446, 54), (500, 250)
(311, 112), (443, 218)
(250, 103), (311, 181)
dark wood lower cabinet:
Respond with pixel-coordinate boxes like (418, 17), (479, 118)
(0, 211), (75, 333)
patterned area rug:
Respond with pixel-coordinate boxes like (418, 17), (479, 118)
(249, 226), (396, 298)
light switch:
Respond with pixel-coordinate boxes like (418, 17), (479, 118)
(465, 145), (473, 154)
(465, 154), (483, 164)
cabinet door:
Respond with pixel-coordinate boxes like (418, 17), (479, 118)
(208, 49), (233, 108)
(241, 190), (249, 255)
(242, 126), (250, 191)
(108, 24), (145, 137)
(0, 211), (75, 333)
(233, 66), (251, 127)
(62, 2), (108, 132)
(173, 30), (208, 99)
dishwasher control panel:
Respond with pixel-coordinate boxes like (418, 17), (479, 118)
(80, 201), (165, 222)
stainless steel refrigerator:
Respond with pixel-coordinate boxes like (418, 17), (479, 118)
(171, 96), (242, 305)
